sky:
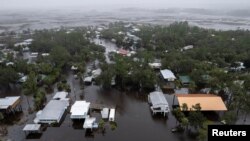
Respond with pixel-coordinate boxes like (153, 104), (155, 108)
(1, 0), (250, 10)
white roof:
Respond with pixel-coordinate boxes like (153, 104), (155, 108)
(92, 69), (102, 78)
(24, 39), (34, 43)
(70, 101), (90, 117)
(109, 108), (115, 121)
(41, 53), (49, 56)
(101, 108), (109, 119)
(37, 100), (68, 123)
(83, 116), (96, 129)
(84, 76), (93, 82)
(0, 96), (20, 109)
(23, 124), (41, 131)
(53, 91), (68, 100)
(71, 66), (78, 70)
(19, 76), (28, 83)
(149, 91), (169, 107)
(149, 63), (162, 69)
(160, 69), (176, 80)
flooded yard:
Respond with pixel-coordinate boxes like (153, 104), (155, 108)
(5, 83), (194, 141)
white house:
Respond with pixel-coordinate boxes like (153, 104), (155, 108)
(70, 101), (90, 119)
(183, 45), (194, 51)
(160, 69), (176, 81)
(34, 100), (69, 124)
(148, 91), (169, 116)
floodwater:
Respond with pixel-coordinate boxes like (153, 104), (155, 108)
(92, 38), (118, 63)
(6, 84), (194, 141)
(3, 38), (194, 141)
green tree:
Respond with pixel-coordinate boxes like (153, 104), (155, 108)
(50, 46), (70, 68)
(188, 111), (206, 129)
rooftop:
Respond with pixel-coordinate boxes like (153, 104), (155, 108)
(176, 94), (227, 111)
(37, 100), (69, 123)
(149, 91), (169, 107)
(160, 69), (176, 81)
(70, 101), (90, 118)
(53, 91), (68, 100)
(0, 96), (21, 110)
(23, 124), (41, 131)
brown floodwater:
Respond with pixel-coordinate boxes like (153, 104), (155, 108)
(5, 82), (195, 141)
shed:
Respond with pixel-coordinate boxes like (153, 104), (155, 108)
(179, 75), (191, 85)
(23, 124), (41, 135)
(83, 116), (98, 130)
(148, 91), (169, 116)
(101, 108), (109, 119)
(109, 108), (116, 121)
(70, 101), (90, 119)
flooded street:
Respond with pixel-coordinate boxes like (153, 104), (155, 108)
(92, 38), (118, 63)
(4, 71), (194, 141)
(3, 38), (195, 141)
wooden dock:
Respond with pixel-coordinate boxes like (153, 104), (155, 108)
(90, 103), (114, 110)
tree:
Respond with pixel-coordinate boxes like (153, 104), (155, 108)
(34, 89), (46, 110)
(182, 103), (189, 111)
(22, 71), (38, 109)
(0, 66), (19, 89)
(0, 113), (4, 122)
(50, 46), (70, 68)
(188, 111), (206, 129)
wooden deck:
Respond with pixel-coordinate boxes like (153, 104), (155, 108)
(90, 103), (114, 110)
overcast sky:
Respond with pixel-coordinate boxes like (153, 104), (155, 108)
(1, 0), (250, 10)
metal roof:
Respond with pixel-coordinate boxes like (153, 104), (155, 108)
(0, 96), (20, 109)
(149, 91), (169, 107)
(70, 101), (90, 117)
(160, 69), (176, 81)
(23, 124), (41, 131)
(38, 100), (68, 123)
(53, 91), (68, 100)
(83, 116), (96, 129)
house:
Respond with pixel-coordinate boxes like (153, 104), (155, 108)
(83, 76), (93, 85)
(71, 65), (78, 71)
(182, 45), (194, 51)
(175, 94), (227, 111)
(30, 52), (38, 58)
(18, 75), (28, 83)
(70, 101), (90, 119)
(179, 75), (191, 86)
(230, 62), (245, 71)
(148, 91), (170, 116)
(41, 53), (49, 57)
(117, 48), (128, 56)
(149, 63), (162, 70)
(0, 96), (22, 113)
(34, 100), (69, 124)
(160, 69), (176, 81)
(92, 69), (102, 79)
(160, 69), (176, 90)
(83, 116), (98, 130)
